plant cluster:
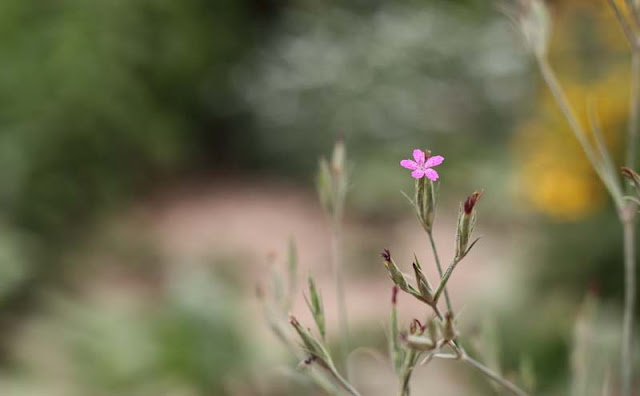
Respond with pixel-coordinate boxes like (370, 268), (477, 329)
(259, 1), (640, 394)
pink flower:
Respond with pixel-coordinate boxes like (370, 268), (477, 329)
(400, 149), (444, 180)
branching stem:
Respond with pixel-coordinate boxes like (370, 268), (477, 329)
(428, 231), (453, 312)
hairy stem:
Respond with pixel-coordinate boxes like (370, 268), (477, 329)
(462, 354), (528, 396)
(331, 219), (351, 377)
(428, 231), (453, 312)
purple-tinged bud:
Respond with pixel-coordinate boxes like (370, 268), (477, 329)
(381, 249), (410, 292)
(455, 190), (483, 259)
(381, 248), (392, 262)
(464, 191), (483, 215)
(410, 319), (426, 335)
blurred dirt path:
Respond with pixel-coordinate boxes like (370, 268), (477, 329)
(143, 179), (519, 323)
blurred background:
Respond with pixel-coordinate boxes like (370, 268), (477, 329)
(0, 0), (636, 395)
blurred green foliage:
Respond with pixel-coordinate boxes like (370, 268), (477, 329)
(0, 0), (282, 339)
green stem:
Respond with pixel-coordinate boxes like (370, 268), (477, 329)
(621, 42), (640, 396)
(621, 209), (637, 396)
(399, 350), (419, 396)
(331, 219), (351, 377)
(428, 231), (453, 312)
(537, 46), (638, 396)
(537, 56), (623, 208)
(627, 50), (640, 181)
(330, 366), (361, 396)
(433, 258), (460, 305)
(462, 353), (528, 396)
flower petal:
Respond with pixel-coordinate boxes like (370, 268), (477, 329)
(425, 155), (444, 168)
(412, 149), (425, 165)
(411, 169), (425, 179)
(424, 169), (439, 181)
(400, 159), (418, 170)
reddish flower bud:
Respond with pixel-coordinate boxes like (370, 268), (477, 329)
(464, 190), (483, 214)
(381, 248), (392, 262)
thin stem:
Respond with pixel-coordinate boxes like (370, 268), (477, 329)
(538, 33), (639, 395)
(331, 219), (351, 377)
(331, 367), (361, 396)
(400, 350), (420, 396)
(624, 0), (640, 30)
(621, 42), (640, 396)
(607, 0), (637, 49)
(433, 258), (461, 305)
(621, 215), (636, 396)
(462, 354), (529, 396)
(537, 57), (599, 165)
(428, 231), (453, 312)
(628, 51), (640, 175)
(536, 56), (623, 208)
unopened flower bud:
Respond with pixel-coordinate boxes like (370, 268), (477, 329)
(290, 315), (330, 363)
(412, 262), (434, 304)
(381, 249), (410, 292)
(443, 312), (458, 342)
(316, 138), (348, 218)
(455, 191), (482, 260)
(305, 276), (325, 340)
(331, 136), (346, 176)
(464, 191), (482, 215)
(414, 162), (438, 232)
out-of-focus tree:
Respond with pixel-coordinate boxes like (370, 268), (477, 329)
(0, 0), (282, 351)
